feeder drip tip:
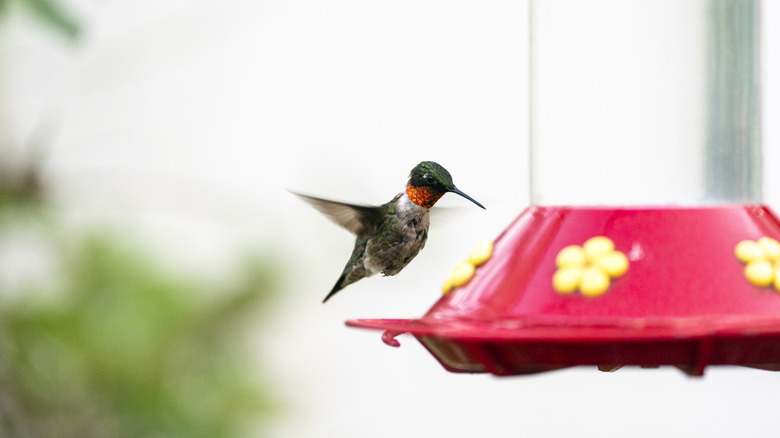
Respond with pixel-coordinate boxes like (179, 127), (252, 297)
(381, 330), (405, 347)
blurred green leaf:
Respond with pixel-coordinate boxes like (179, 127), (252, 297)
(0, 3), (285, 435)
(13, 0), (80, 40)
(0, 232), (281, 438)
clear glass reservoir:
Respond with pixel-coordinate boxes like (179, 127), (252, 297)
(530, 0), (761, 205)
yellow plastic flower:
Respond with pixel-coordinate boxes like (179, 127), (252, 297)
(442, 240), (493, 295)
(555, 245), (586, 268)
(552, 266), (585, 294)
(735, 237), (780, 290)
(468, 241), (494, 266)
(450, 261), (475, 288)
(552, 236), (628, 297)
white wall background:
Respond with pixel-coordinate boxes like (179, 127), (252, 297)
(2, 1), (780, 437)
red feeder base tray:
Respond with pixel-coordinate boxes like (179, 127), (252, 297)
(347, 205), (780, 376)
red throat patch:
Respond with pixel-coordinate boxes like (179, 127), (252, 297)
(406, 184), (444, 208)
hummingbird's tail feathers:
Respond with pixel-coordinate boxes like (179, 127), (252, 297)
(291, 192), (384, 237)
(322, 274), (347, 303)
(323, 271), (368, 302)
(322, 241), (371, 303)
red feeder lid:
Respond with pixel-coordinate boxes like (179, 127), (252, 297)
(347, 205), (780, 376)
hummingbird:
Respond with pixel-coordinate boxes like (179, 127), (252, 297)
(295, 161), (485, 302)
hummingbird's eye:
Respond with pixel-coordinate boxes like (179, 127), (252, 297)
(424, 174), (436, 184)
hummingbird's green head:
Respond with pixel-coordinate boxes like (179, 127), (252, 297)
(406, 161), (485, 209)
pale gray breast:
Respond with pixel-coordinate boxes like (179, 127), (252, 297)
(364, 194), (430, 276)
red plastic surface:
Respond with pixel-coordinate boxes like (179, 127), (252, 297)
(347, 205), (780, 375)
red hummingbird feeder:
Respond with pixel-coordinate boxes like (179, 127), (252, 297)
(348, 1), (775, 376)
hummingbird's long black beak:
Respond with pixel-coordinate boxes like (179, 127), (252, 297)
(449, 187), (486, 210)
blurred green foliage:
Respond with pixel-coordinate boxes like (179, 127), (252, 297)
(0, 161), (281, 438)
(0, 4), (282, 436)
(2, 243), (280, 438)
(1, 0), (80, 39)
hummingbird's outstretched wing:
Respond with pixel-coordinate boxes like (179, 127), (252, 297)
(292, 192), (384, 237)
